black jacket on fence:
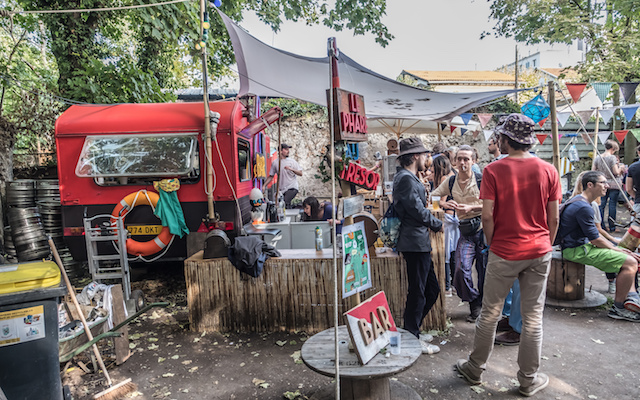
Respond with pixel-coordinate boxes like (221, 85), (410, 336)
(393, 168), (442, 253)
(228, 236), (281, 277)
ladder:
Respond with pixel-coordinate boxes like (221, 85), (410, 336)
(83, 213), (132, 301)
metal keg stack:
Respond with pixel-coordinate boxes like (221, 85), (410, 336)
(35, 180), (83, 279)
(7, 206), (50, 261)
(3, 226), (17, 262)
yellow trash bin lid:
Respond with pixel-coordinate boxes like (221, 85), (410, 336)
(0, 260), (61, 294)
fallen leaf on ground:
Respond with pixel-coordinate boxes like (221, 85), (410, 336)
(498, 387), (508, 392)
(590, 338), (604, 345)
(171, 355), (179, 359)
(290, 350), (302, 364)
(188, 366), (198, 373)
(129, 343), (137, 349)
(429, 388), (438, 393)
(510, 379), (519, 386)
(289, 340), (297, 345)
(276, 340), (287, 347)
(283, 390), (303, 400)
(193, 338), (200, 343)
(541, 356), (549, 360)
(158, 357), (166, 363)
(162, 373), (174, 378)
(148, 338), (159, 342)
(259, 383), (270, 388)
(240, 362), (245, 367)
(588, 395), (597, 399)
(252, 378), (266, 386)
(148, 343), (159, 350)
(470, 386), (485, 394)
(181, 360), (192, 365)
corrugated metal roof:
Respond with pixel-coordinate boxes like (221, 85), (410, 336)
(403, 70), (515, 83)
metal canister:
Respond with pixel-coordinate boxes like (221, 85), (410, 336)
(618, 223), (640, 251)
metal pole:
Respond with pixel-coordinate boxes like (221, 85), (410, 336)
(549, 81), (560, 174)
(200, 0), (214, 220)
(592, 108), (600, 170)
(328, 37), (340, 400)
(514, 46), (519, 104)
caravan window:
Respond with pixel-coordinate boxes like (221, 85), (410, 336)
(75, 133), (200, 185)
(238, 138), (252, 182)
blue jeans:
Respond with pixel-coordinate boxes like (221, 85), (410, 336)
(599, 188), (620, 231)
(453, 230), (488, 303)
(501, 279), (521, 334)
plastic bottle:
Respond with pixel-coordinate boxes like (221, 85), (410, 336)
(315, 226), (323, 251)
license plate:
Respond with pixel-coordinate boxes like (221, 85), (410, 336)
(127, 225), (163, 235)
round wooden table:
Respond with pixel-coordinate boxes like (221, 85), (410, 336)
(301, 326), (422, 400)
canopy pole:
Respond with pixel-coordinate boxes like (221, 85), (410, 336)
(592, 108), (600, 170)
(200, 0), (214, 220)
(549, 81), (560, 174)
(327, 36), (341, 400)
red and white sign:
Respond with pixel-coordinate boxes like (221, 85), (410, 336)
(344, 291), (397, 364)
(330, 88), (367, 142)
(339, 162), (380, 190)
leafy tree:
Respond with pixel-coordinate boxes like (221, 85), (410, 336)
(484, 0), (640, 82)
(6, 0), (393, 104)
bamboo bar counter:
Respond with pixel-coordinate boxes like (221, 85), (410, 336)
(185, 209), (446, 334)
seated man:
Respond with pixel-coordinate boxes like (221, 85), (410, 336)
(557, 171), (640, 322)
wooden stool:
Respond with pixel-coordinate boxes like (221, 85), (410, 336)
(545, 251), (607, 308)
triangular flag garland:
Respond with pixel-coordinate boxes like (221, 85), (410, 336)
(566, 83), (587, 103)
(557, 112), (572, 127)
(450, 125), (457, 133)
(536, 134), (548, 145)
(460, 128), (468, 136)
(576, 110), (593, 126)
(477, 113), (493, 128)
(472, 130), (480, 139)
(614, 130), (628, 143)
(631, 129), (640, 142)
(538, 118), (547, 127)
(483, 130), (494, 142)
(598, 108), (615, 125)
(597, 131), (611, 145)
(619, 82), (639, 104)
(440, 123), (447, 131)
(591, 82), (613, 103)
(459, 113), (473, 125)
(621, 105), (639, 122)
(581, 133), (592, 145)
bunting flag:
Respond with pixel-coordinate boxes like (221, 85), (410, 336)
(621, 105), (639, 122)
(557, 111), (572, 127)
(591, 82), (613, 103)
(477, 113), (493, 128)
(597, 131), (611, 145)
(581, 132), (592, 145)
(450, 125), (457, 133)
(472, 129), (480, 139)
(631, 129), (640, 142)
(598, 108), (615, 125)
(619, 82), (639, 104)
(576, 110), (593, 126)
(460, 128), (468, 136)
(614, 130), (628, 143)
(560, 157), (574, 176)
(536, 133), (548, 145)
(440, 123), (448, 131)
(459, 113), (473, 125)
(521, 94), (550, 123)
(566, 83), (587, 103)
(483, 130), (494, 141)
(538, 118), (547, 127)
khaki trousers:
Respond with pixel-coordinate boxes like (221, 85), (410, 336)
(467, 251), (552, 386)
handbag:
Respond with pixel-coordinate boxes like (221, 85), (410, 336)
(459, 216), (481, 237)
(378, 203), (401, 249)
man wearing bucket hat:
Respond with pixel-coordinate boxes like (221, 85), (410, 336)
(456, 114), (561, 397)
(393, 137), (443, 355)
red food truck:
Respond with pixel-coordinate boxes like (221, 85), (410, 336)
(55, 100), (279, 261)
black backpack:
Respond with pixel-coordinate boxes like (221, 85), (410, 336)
(447, 171), (482, 199)
(552, 195), (590, 247)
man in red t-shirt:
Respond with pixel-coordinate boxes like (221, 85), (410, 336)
(455, 114), (561, 398)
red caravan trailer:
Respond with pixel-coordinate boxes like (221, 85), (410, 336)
(55, 100), (275, 261)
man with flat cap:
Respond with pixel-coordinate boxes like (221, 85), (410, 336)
(264, 143), (302, 208)
(456, 114), (561, 397)
(393, 137), (443, 355)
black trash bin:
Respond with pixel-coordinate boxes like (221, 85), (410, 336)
(0, 285), (66, 400)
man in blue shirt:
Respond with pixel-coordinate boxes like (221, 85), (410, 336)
(558, 171), (640, 322)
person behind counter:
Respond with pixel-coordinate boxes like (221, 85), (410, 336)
(301, 196), (342, 233)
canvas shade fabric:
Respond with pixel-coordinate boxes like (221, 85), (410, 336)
(218, 10), (525, 122)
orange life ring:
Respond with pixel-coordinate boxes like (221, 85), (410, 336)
(111, 191), (174, 256)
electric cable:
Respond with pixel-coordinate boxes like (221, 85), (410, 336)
(3, 0), (190, 16)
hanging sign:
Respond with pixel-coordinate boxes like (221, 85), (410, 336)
(330, 88), (367, 141)
(344, 291), (396, 364)
(342, 221), (372, 298)
(340, 161), (380, 190)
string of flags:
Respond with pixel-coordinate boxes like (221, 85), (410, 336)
(442, 81), (639, 145)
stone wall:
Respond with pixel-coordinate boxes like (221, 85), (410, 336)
(265, 113), (493, 200)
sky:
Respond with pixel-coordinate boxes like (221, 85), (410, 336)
(237, 0), (521, 81)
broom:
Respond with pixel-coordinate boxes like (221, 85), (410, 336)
(48, 238), (136, 400)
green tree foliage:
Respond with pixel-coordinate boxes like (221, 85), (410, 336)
(5, 0), (392, 104)
(484, 0), (640, 82)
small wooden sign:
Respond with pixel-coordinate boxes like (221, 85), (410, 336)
(329, 88), (367, 142)
(343, 291), (397, 365)
(339, 194), (364, 219)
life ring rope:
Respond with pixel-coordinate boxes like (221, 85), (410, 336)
(111, 190), (173, 257)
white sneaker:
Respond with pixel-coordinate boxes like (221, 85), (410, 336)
(419, 333), (433, 343)
(608, 281), (616, 294)
(421, 342), (440, 354)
